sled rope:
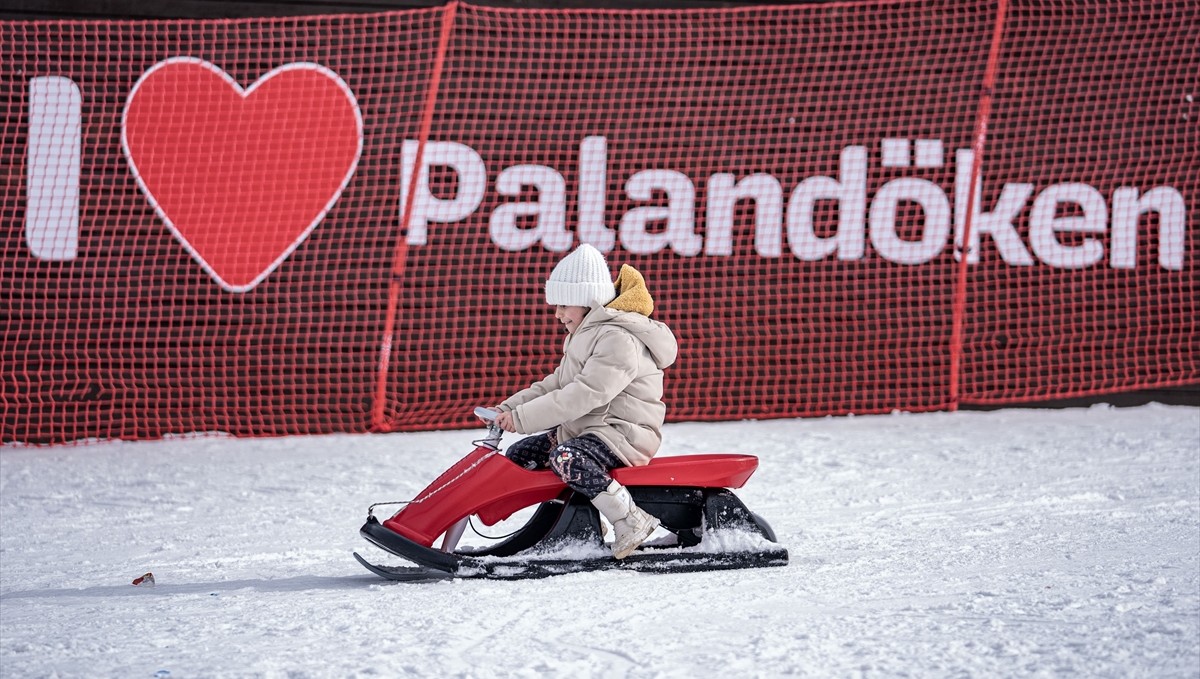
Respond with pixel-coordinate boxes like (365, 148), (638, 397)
(467, 516), (525, 541)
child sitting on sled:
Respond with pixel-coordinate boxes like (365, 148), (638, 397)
(494, 244), (678, 559)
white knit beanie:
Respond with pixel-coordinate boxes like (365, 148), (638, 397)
(544, 244), (616, 307)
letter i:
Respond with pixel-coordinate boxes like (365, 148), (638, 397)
(25, 76), (81, 261)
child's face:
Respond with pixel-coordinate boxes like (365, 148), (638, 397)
(554, 305), (588, 334)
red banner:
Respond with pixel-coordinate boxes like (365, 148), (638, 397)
(2, 1), (1196, 444)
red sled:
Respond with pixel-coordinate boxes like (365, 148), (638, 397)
(355, 409), (788, 581)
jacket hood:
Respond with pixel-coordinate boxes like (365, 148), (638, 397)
(576, 263), (677, 369)
(608, 264), (676, 369)
(605, 264), (654, 316)
(581, 306), (678, 370)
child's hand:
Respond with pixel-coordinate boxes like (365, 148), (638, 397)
(495, 411), (517, 433)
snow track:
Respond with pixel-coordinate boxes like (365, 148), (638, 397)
(2, 404), (1197, 677)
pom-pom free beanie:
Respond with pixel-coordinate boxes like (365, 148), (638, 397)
(544, 244), (616, 307)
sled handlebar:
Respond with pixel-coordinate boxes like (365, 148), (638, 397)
(473, 407), (504, 449)
(473, 406), (500, 422)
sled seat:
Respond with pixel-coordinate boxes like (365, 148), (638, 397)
(614, 454), (759, 490)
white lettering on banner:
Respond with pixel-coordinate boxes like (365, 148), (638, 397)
(869, 137), (952, 265)
(705, 173), (783, 257)
(577, 136), (615, 251)
(491, 164), (569, 252)
(25, 77), (81, 262)
(786, 146), (867, 261)
(16, 68), (1188, 274)
(620, 169), (703, 256)
(1111, 186), (1188, 270)
(953, 149), (1035, 266)
(400, 136), (1187, 271)
(869, 178), (951, 265)
(1029, 183), (1109, 269)
(399, 140), (486, 246)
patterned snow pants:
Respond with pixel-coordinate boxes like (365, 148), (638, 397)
(505, 432), (624, 500)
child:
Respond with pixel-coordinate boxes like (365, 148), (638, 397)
(494, 244), (678, 559)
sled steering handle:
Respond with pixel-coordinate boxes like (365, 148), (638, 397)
(473, 407), (504, 449)
(474, 406), (500, 422)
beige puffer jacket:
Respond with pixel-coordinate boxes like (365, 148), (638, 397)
(499, 266), (678, 466)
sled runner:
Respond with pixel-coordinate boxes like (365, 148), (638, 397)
(355, 408), (789, 581)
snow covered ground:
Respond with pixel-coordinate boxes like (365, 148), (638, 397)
(2, 404), (1198, 678)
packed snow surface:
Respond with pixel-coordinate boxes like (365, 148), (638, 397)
(2, 404), (1198, 678)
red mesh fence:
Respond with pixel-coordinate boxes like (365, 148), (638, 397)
(960, 1), (1199, 403)
(3, 11), (445, 443)
(2, 0), (1196, 444)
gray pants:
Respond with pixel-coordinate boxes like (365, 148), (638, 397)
(505, 432), (624, 499)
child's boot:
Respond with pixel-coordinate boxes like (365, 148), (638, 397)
(590, 480), (660, 559)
